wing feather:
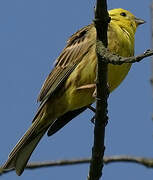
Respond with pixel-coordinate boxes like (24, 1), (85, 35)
(37, 24), (94, 102)
(32, 24), (95, 122)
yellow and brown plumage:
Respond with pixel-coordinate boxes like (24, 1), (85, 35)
(2, 8), (145, 175)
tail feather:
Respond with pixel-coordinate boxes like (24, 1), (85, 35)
(16, 129), (47, 175)
(2, 118), (49, 176)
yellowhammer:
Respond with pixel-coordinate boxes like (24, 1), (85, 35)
(2, 8), (145, 175)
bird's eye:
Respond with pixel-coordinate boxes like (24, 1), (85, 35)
(120, 12), (127, 17)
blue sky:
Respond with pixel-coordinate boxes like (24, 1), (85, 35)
(0, 0), (153, 180)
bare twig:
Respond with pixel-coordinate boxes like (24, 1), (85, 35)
(96, 41), (153, 65)
(1, 156), (153, 175)
(87, 0), (110, 180)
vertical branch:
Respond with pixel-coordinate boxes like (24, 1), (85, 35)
(87, 0), (110, 180)
(151, 2), (153, 120)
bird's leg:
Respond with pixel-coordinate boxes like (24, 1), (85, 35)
(91, 115), (96, 124)
(88, 105), (96, 113)
(76, 83), (96, 90)
(90, 109), (109, 125)
(87, 105), (96, 124)
(93, 82), (110, 98)
(92, 88), (97, 98)
(90, 83), (110, 124)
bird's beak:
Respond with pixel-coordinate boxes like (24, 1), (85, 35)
(134, 17), (146, 26)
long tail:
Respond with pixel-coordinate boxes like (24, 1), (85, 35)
(2, 114), (50, 176)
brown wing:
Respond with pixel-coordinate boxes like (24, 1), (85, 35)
(32, 24), (95, 122)
(37, 24), (94, 103)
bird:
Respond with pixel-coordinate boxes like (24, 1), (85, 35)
(2, 8), (145, 175)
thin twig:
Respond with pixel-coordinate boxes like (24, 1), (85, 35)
(96, 40), (153, 65)
(1, 156), (153, 175)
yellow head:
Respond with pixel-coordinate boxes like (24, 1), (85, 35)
(108, 8), (145, 34)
